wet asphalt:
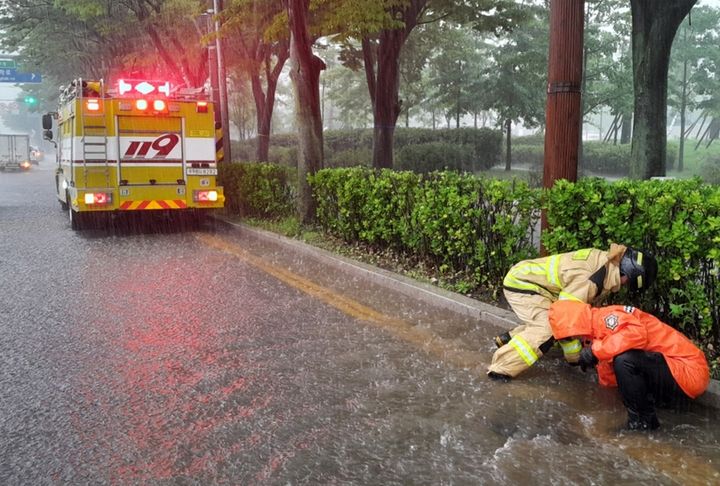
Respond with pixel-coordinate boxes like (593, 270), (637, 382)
(1, 164), (719, 485)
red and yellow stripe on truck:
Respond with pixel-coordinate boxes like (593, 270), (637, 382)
(54, 79), (224, 221)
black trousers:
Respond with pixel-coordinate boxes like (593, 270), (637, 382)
(613, 350), (690, 416)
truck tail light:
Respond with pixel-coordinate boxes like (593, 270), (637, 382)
(194, 190), (218, 202)
(84, 192), (112, 205)
(196, 101), (208, 113)
(86, 99), (100, 111)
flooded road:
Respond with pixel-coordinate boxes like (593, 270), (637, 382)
(1, 166), (719, 485)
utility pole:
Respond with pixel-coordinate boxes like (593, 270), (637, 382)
(206, 1), (231, 163)
(541, 0), (585, 247)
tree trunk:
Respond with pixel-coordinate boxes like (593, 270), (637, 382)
(250, 46), (289, 162)
(372, 30), (403, 169)
(362, 0), (426, 169)
(286, 0), (325, 223)
(629, 0), (696, 179)
(505, 119), (512, 171)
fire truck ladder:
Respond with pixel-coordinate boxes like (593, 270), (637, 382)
(78, 78), (110, 189)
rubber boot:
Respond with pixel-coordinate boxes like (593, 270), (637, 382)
(487, 371), (511, 382)
(494, 331), (511, 348)
(625, 409), (660, 431)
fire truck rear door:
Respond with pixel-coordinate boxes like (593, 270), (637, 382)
(117, 116), (183, 185)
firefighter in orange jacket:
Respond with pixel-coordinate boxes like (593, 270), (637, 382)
(488, 245), (657, 380)
(549, 301), (710, 430)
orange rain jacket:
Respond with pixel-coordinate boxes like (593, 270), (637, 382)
(548, 301), (710, 399)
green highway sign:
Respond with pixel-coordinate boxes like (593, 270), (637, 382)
(0, 59), (17, 69)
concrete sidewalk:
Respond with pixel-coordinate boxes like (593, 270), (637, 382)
(217, 218), (720, 410)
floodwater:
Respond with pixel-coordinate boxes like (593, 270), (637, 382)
(0, 166), (718, 485)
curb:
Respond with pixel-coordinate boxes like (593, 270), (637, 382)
(216, 218), (720, 411)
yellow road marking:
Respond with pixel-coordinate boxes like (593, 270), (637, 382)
(197, 233), (484, 369)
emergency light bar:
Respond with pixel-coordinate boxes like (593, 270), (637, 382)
(118, 79), (171, 97)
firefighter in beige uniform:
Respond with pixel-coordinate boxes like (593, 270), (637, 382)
(487, 244), (657, 380)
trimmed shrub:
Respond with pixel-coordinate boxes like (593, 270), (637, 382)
(700, 155), (720, 185)
(396, 142), (474, 173)
(326, 148), (373, 168)
(235, 127), (502, 171)
(543, 177), (720, 348)
(218, 162), (296, 218)
(309, 167), (539, 288)
(511, 144), (544, 168)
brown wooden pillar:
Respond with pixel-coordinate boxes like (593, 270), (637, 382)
(541, 0), (585, 251)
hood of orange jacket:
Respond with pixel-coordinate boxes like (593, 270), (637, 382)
(548, 301), (593, 340)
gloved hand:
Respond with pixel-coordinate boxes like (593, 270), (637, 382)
(578, 347), (598, 372)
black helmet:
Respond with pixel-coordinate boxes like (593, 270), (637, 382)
(620, 248), (657, 293)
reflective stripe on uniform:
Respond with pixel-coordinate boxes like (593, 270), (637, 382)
(546, 255), (561, 287)
(559, 338), (582, 356)
(503, 274), (546, 294)
(504, 262), (553, 295)
(509, 335), (539, 366)
(558, 291), (583, 301)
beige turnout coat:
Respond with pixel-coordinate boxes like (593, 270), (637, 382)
(488, 244), (626, 378)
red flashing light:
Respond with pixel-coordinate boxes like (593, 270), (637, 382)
(135, 99), (148, 111)
(117, 79), (172, 98)
(153, 99), (167, 112)
(86, 99), (100, 111)
(158, 82), (171, 96)
(196, 101), (208, 113)
(118, 79), (132, 95)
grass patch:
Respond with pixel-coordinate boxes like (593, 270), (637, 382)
(669, 139), (720, 180)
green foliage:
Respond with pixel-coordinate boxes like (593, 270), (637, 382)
(509, 141), (678, 176)
(218, 162), (296, 218)
(235, 127), (502, 171)
(308, 167), (539, 289)
(582, 143), (632, 175)
(700, 154), (720, 185)
(326, 148), (373, 168)
(543, 177), (720, 348)
(509, 144), (543, 168)
(396, 142), (475, 173)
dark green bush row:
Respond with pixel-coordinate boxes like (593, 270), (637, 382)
(700, 154), (720, 185)
(509, 141), (678, 176)
(396, 142), (477, 173)
(233, 127), (503, 172)
(308, 168), (539, 288)
(218, 162), (296, 218)
(543, 177), (720, 347)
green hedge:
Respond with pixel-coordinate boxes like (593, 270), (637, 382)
(700, 154), (720, 185)
(396, 142), (476, 173)
(233, 127), (503, 172)
(509, 141), (679, 176)
(309, 168), (539, 287)
(218, 162), (296, 218)
(543, 177), (720, 347)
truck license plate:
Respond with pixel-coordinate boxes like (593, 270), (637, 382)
(186, 168), (217, 176)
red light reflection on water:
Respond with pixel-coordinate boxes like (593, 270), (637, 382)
(70, 254), (332, 483)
